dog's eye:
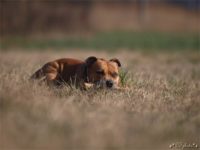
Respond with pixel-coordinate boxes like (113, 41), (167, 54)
(96, 70), (104, 75)
(111, 72), (118, 78)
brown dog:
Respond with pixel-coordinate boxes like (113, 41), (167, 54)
(30, 56), (121, 89)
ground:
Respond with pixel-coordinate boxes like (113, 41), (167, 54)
(0, 50), (200, 150)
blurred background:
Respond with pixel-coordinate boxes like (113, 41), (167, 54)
(0, 1), (200, 149)
(0, 0), (199, 51)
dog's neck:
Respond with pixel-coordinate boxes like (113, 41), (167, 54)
(82, 63), (89, 83)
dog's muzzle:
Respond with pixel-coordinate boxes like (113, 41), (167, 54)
(106, 80), (114, 88)
(94, 79), (115, 88)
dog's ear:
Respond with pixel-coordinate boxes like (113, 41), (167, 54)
(85, 56), (97, 66)
(110, 58), (121, 67)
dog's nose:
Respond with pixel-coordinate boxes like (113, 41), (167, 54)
(106, 80), (113, 88)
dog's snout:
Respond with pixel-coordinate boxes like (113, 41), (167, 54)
(106, 80), (113, 88)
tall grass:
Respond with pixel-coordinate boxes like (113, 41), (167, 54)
(0, 50), (200, 150)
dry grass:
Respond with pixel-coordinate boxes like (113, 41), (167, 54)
(0, 50), (200, 150)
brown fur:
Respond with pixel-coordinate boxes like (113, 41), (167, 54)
(31, 56), (121, 89)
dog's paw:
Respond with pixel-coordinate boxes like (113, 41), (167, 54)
(84, 82), (95, 90)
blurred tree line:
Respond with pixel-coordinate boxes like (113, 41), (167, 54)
(0, 0), (199, 36)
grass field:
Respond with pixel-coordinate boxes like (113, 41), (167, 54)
(1, 31), (199, 51)
(0, 50), (200, 150)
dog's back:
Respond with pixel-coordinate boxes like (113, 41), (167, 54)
(31, 58), (84, 85)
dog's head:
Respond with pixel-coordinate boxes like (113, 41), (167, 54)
(85, 56), (121, 89)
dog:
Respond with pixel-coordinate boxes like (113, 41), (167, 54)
(30, 56), (121, 89)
